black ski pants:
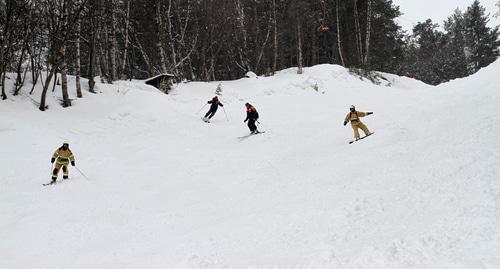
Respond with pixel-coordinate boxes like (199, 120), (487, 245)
(247, 119), (257, 132)
(204, 108), (217, 119)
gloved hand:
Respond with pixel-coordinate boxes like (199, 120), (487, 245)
(71, 161), (75, 167)
(367, 112), (373, 115)
(51, 158), (55, 163)
(344, 121), (347, 126)
(244, 119), (247, 123)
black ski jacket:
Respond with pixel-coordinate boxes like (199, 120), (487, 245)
(245, 106), (259, 121)
(208, 99), (223, 111)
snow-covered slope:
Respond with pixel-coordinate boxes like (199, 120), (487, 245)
(1, 62), (499, 269)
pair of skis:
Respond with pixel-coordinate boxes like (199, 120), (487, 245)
(43, 178), (70, 186)
(43, 166), (89, 186)
(237, 131), (265, 141)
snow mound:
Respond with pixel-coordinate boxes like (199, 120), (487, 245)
(1, 62), (499, 269)
(244, 71), (258, 78)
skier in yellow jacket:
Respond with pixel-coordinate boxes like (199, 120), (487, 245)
(50, 142), (75, 184)
(344, 105), (373, 140)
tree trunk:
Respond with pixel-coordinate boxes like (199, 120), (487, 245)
(353, 0), (364, 65)
(297, 19), (303, 74)
(14, 41), (28, 95)
(1, 71), (6, 100)
(39, 66), (56, 111)
(272, 0), (278, 74)
(336, 0), (346, 67)
(134, 31), (153, 76)
(235, 0), (250, 71)
(363, 0), (373, 66)
(88, 0), (97, 93)
(166, 0), (179, 75)
(156, 0), (168, 73)
(75, 10), (82, 98)
(255, 18), (272, 72)
(61, 44), (71, 107)
(52, 71), (58, 92)
(120, 0), (131, 79)
(29, 48), (40, 95)
(98, 29), (109, 82)
(107, 0), (117, 81)
(0, 1), (12, 100)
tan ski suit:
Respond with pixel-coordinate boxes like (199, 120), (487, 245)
(51, 148), (75, 180)
(344, 111), (371, 139)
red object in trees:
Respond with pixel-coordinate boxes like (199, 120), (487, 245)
(320, 0), (332, 32)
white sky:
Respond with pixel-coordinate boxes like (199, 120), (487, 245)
(392, 0), (500, 32)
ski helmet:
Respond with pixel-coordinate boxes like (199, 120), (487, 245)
(350, 105), (356, 111)
(245, 103), (251, 107)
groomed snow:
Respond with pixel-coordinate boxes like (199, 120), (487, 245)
(1, 62), (499, 268)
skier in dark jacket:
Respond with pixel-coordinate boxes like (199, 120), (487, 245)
(244, 103), (260, 134)
(203, 96), (224, 122)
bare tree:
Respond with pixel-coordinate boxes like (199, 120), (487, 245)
(155, 0), (168, 73)
(336, 0), (346, 66)
(272, 0), (279, 74)
(75, 0), (82, 98)
(87, 0), (98, 93)
(120, 0), (131, 79)
(106, 0), (117, 81)
(0, 0), (30, 100)
(297, 17), (304, 74)
(39, 0), (87, 111)
(353, 0), (364, 64)
(364, 0), (373, 65)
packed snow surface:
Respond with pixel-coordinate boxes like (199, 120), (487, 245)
(1, 62), (499, 268)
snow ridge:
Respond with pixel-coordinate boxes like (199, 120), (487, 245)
(1, 62), (499, 269)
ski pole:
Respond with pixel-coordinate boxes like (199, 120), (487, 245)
(222, 107), (229, 122)
(256, 120), (267, 130)
(196, 103), (208, 114)
(75, 166), (90, 181)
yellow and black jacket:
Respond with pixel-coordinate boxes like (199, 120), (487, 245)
(52, 148), (75, 164)
(344, 111), (368, 125)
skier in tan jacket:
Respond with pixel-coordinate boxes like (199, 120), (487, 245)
(344, 105), (373, 140)
(49, 142), (75, 184)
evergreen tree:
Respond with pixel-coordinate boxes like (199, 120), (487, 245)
(368, 0), (405, 73)
(442, 9), (468, 79)
(464, 0), (500, 74)
(406, 19), (446, 85)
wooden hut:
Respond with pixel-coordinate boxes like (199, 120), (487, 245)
(145, 73), (175, 93)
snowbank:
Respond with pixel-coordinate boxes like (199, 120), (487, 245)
(1, 62), (499, 269)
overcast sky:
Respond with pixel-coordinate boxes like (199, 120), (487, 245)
(392, 0), (500, 32)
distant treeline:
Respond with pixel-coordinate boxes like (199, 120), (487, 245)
(0, 0), (498, 110)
